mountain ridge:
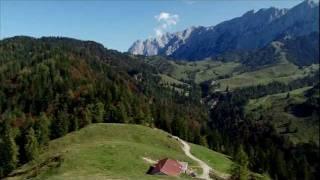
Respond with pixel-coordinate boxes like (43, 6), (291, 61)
(128, 0), (319, 61)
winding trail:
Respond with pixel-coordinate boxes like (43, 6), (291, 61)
(174, 136), (211, 180)
(173, 136), (230, 180)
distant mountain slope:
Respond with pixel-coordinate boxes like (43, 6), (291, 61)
(246, 86), (319, 144)
(143, 55), (319, 90)
(140, 32), (319, 90)
(5, 123), (234, 180)
(129, 0), (319, 61)
(284, 32), (320, 66)
(218, 32), (319, 68)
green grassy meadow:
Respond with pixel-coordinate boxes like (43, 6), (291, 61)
(6, 124), (234, 180)
(189, 143), (234, 174)
(217, 63), (318, 90)
(147, 56), (318, 91)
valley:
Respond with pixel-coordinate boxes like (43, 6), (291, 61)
(0, 0), (319, 180)
(145, 56), (318, 91)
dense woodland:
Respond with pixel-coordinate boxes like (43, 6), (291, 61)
(0, 36), (319, 180)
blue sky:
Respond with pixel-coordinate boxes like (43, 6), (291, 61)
(0, 0), (303, 51)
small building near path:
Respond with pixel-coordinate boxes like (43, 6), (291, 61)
(147, 158), (187, 176)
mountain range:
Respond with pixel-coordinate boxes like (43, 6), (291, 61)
(128, 0), (319, 61)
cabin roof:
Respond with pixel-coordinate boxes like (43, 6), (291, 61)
(151, 158), (183, 176)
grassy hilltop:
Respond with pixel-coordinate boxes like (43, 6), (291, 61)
(6, 124), (234, 180)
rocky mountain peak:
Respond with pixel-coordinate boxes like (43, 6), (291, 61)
(128, 0), (319, 60)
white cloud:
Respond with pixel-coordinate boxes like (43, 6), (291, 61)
(155, 29), (163, 36)
(154, 12), (179, 36)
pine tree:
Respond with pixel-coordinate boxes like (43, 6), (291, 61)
(115, 103), (127, 123)
(24, 127), (39, 161)
(274, 150), (287, 179)
(171, 115), (184, 137)
(34, 112), (50, 146)
(0, 116), (19, 177)
(51, 110), (69, 138)
(134, 109), (145, 124)
(207, 130), (222, 151)
(69, 115), (79, 132)
(286, 92), (290, 99)
(232, 145), (249, 180)
(92, 102), (105, 123)
(84, 105), (93, 126)
(299, 156), (310, 180)
(144, 105), (153, 126)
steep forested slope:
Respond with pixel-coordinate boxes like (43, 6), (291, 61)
(206, 79), (319, 180)
(0, 36), (208, 177)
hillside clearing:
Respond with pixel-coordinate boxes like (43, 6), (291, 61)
(246, 87), (319, 144)
(146, 56), (318, 92)
(217, 63), (318, 90)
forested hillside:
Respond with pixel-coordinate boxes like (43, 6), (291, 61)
(0, 36), (208, 177)
(207, 79), (319, 180)
(246, 86), (319, 144)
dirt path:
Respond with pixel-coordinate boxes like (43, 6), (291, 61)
(173, 136), (230, 180)
(175, 137), (211, 180)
